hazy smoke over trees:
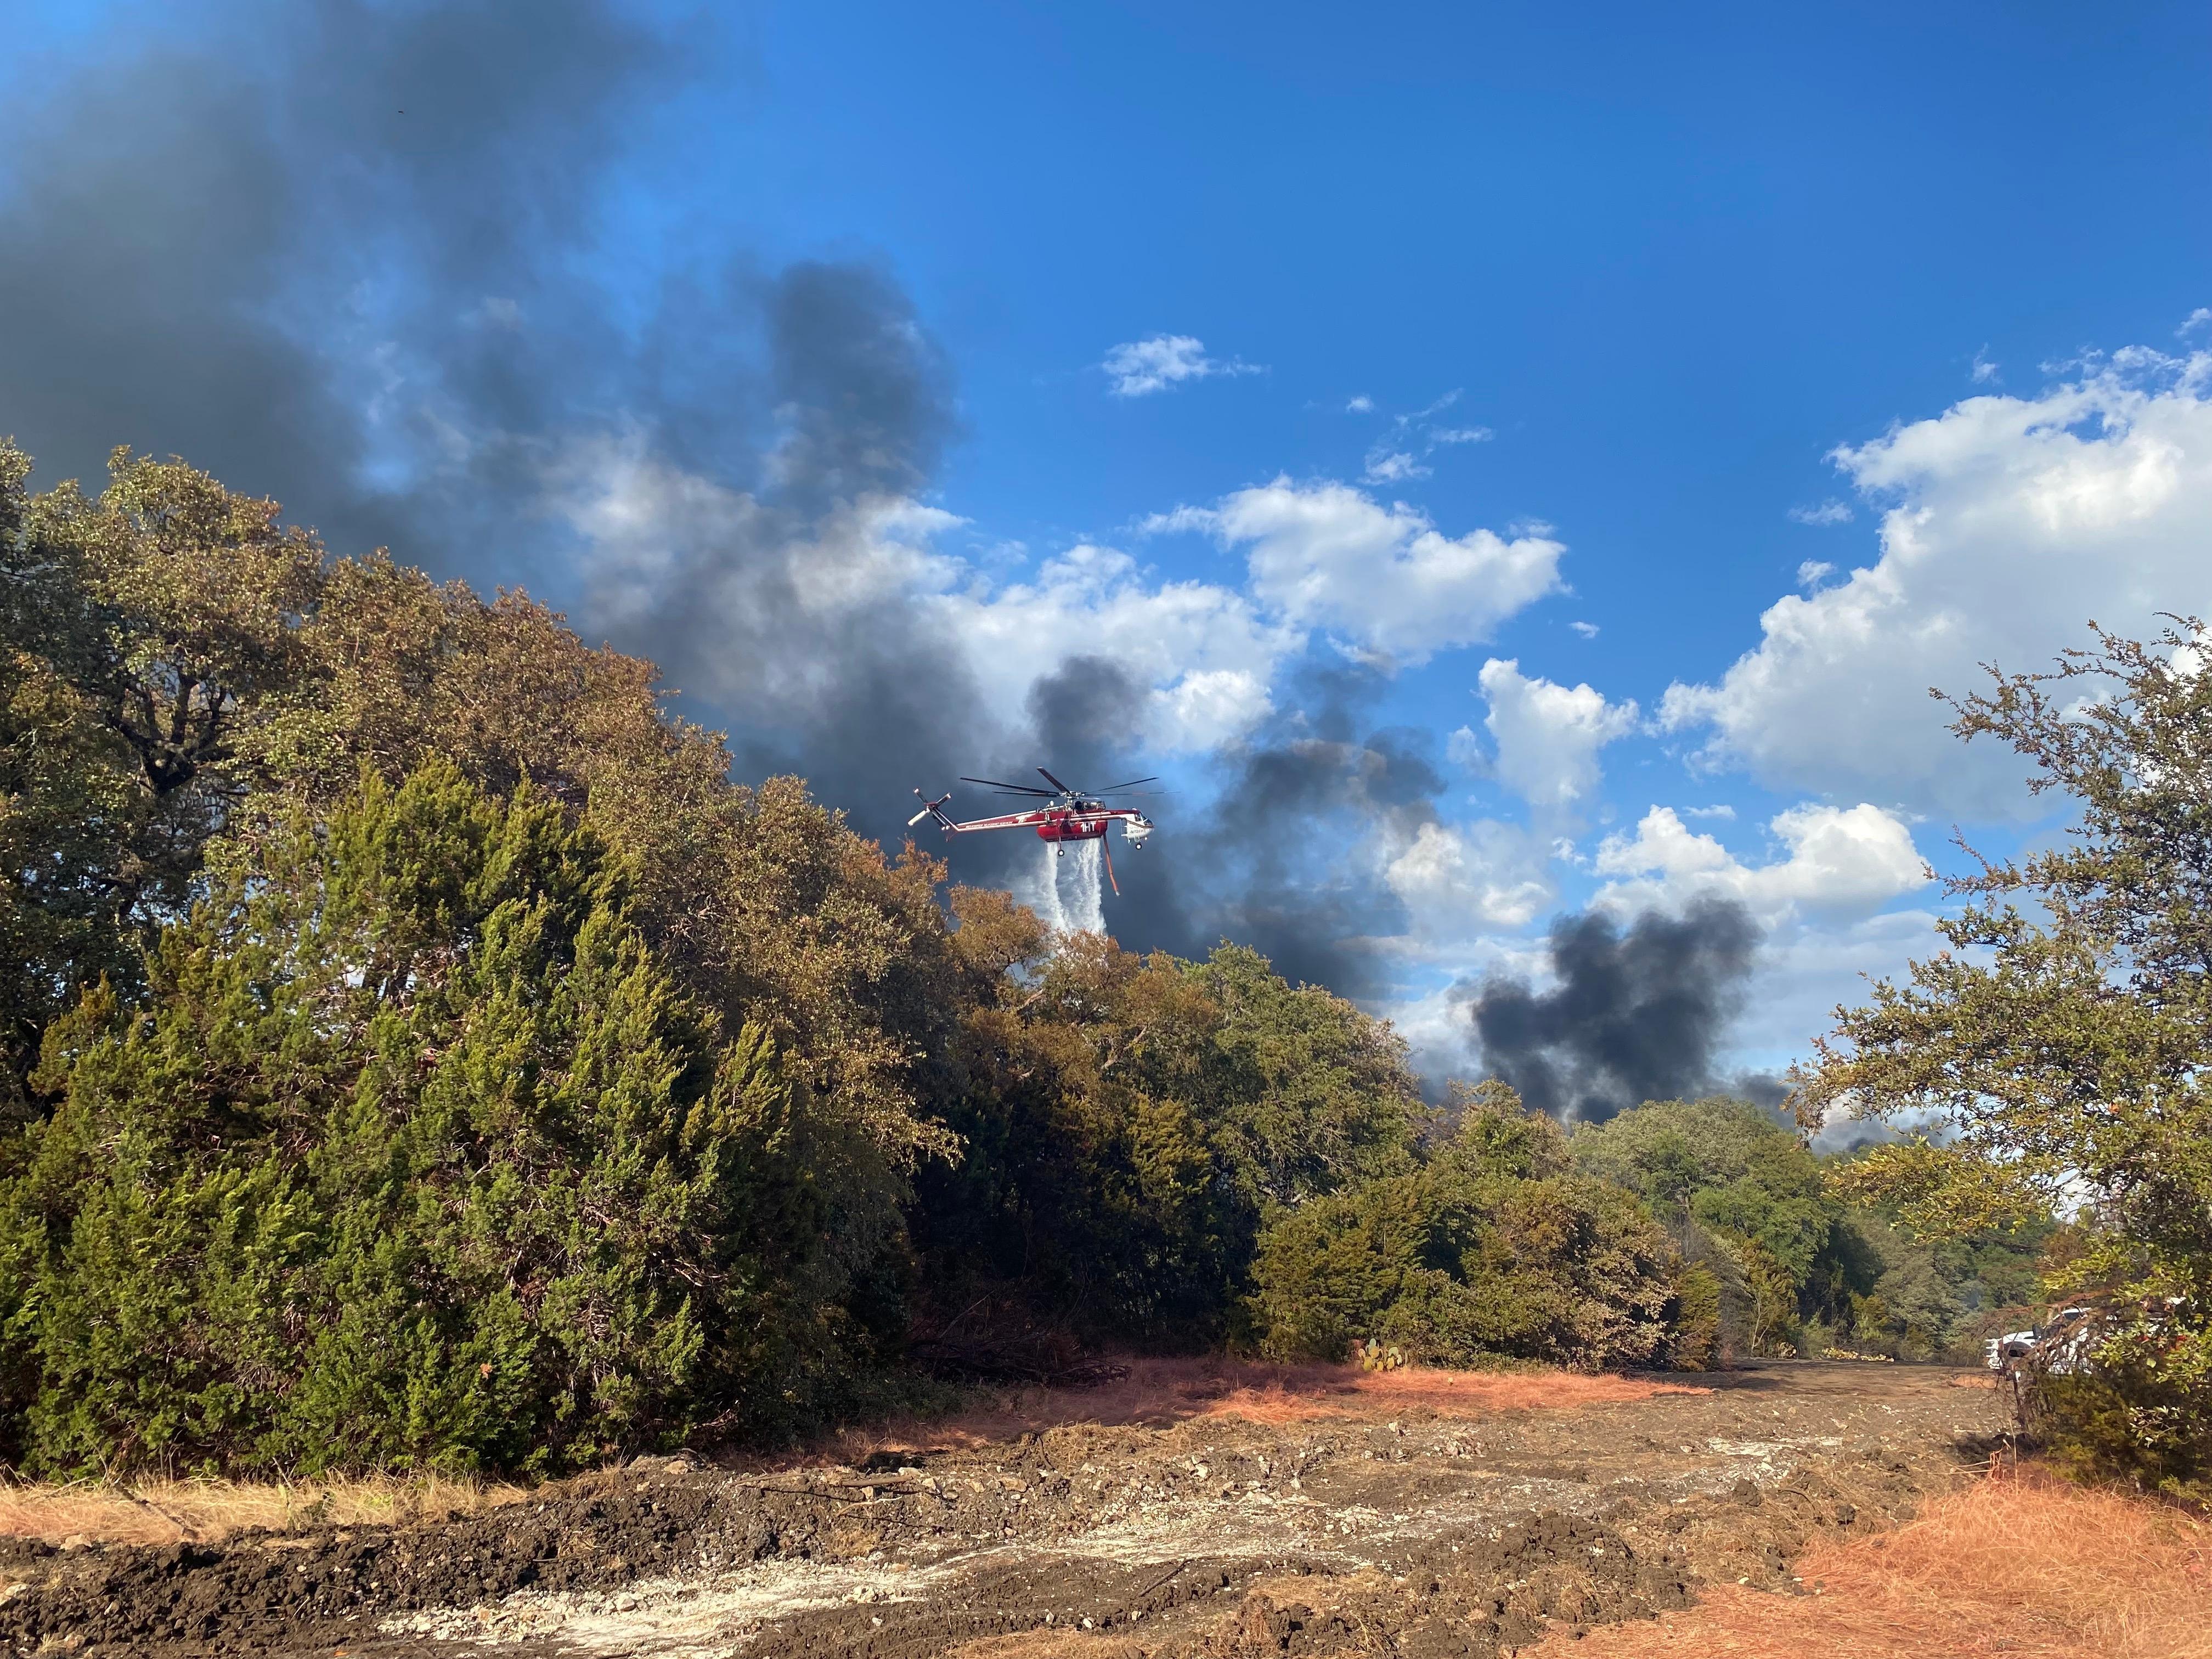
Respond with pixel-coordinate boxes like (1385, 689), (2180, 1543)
(1470, 898), (1770, 1122)
(0, 0), (1458, 988)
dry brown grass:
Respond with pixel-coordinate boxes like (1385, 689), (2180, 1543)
(816, 1356), (1706, 1462)
(946, 1633), (1142, 1658)
(1536, 1465), (2212, 1659)
(1175, 1360), (1705, 1426)
(0, 1470), (531, 1548)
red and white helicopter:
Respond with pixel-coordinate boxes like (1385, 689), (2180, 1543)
(909, 768), (1159, 895)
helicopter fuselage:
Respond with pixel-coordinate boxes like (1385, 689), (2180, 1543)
(1036, 805), (1109, 842)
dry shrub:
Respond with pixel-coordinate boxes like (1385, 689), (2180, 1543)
(816, 1356), (1703, 1462)
(1541, 1465), (2212, 1659)
(0, 1471), (528, 1548)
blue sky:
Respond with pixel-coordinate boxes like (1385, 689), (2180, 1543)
(5, 1), (2210, 1102)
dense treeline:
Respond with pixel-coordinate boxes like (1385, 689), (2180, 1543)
(0, 445), (975, 1470)
(1248, 1084), (1681, 1370)
(0, 445), (2073, 1480)
(1570, 1096), (2046, 1364)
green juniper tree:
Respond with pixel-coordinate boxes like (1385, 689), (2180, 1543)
(0, 760), (843, 1476)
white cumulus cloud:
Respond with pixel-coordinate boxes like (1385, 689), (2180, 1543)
(1662, 349), (2212, 815)
(1166, 477), (1565, 659)
(1474, 658), (1639, 815)
(1593, 803), (1928, 923)
(924, 542), (1294, 752)
(1384, 819), (1554, 937)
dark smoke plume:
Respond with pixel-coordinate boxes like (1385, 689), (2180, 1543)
(0, 4), (991, 862)
(1470, 898), (1763, 1123)
(1118, 663), (1446, 997)
(928, 654), (1449, 998)
(0, 1), (678, 564)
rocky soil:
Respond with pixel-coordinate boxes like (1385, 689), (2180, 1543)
(0, 1361), (2008, 1658)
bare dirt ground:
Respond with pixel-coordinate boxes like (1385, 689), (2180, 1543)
(0, 1359), (2010, 1658)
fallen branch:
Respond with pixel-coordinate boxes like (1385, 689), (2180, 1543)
(1132, 1558), (1187, 1600)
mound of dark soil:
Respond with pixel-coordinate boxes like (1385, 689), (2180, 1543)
(0, 1460), (749, 1656)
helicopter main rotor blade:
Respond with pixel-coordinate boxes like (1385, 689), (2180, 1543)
(960, 775), (1056, 795)
(1036, 767), (1076, 794)
(1094, 776), (1159, 794)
